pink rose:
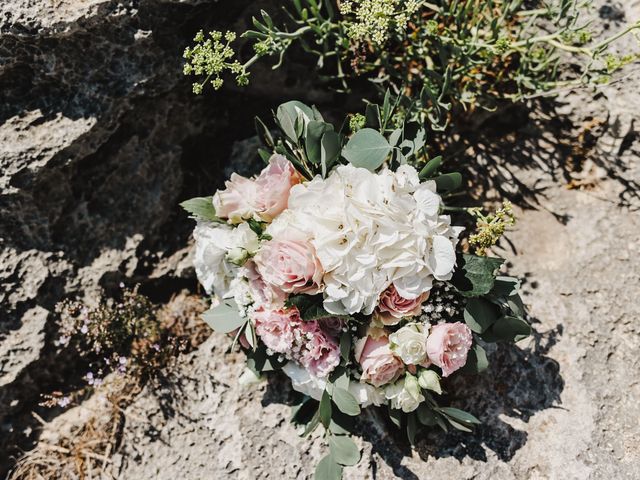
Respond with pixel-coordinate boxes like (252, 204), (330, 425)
(253, 308), (300, 354)
(376, 284), (429, 325)
(244, 261), (286, 308)
(298, 321), (340, 378)
(355, 332), (404, 387)
(318, 317), (344, 336)
(254, 154), (302, 221)
(212, 173), (256, 223)
(426, 322), (473, 377)
(254, 239), (323, 294)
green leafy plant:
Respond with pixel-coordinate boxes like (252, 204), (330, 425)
(184, 1), (639, 131)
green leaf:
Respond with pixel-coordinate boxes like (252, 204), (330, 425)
(315, 455), (343, 480)
(306, 120), (332, 165)
(257, 148), (272, 163)
(276, 101), (314, 141)
(461, 344), (489, 374)
(388, 408), (402, 428)
(446, 418), (473, 432)
(438, 407), (481, 424)
(434, 172), (462, 192)
(179, 197), (220, 222)
(417, 404), (437, 426)
(254, 116), (274, 147)
(341, 128), (391, 171)
(244, 321), (257, 350)
(303, 409), (321, 437)
(364, 103), (381, 129)
(464, 298), (500, 333)
(332, 387), (361, 416)
(329, 435), (360, 466)
(201, 300), (246, 334)
(339, 333), (351, 362)
(406, 413), (418, 445)
(419, 156), (442, 179)
(491, 276), (520, 298)
(320, 390), (332, 428)
(320, 130), (341, 177)
(489, 315), (531, 342)
(451, 254), (504, 297)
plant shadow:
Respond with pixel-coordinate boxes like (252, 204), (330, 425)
(443, 97), (640, 215)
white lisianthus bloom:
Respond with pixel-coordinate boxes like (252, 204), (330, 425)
(276, 164), (462, 315)
(389, 323), (429, 365)
(282, 362), (326, 401)
(385, 374), (425, 413)
(193, 222), (259, 298)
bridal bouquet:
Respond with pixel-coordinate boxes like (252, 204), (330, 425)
(182, 100), (530, 478)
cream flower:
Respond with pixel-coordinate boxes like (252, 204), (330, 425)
(389, 323), (429, 365)
(193, 222), (259, 298)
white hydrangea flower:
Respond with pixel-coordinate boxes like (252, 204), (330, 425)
(193, 222), (259, 298)
(273, 164), (462, 315)
(389, 322), (429, 365)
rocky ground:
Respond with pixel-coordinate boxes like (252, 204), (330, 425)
(1, 0), (639, 479)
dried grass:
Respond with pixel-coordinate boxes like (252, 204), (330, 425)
(7, 291), (209, 480)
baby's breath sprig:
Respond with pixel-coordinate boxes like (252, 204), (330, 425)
(183, 30), (254, 94)
(468, 201), (516, 256)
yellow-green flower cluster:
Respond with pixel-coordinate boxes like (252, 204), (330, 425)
(183, 30), (248, 94)
(469, 201), (516, 256)
(339, 0), (421, 45)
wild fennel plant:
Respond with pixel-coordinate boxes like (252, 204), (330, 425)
(183, 0), (639, 130)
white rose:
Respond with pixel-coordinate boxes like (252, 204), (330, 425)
(384, 375), (425, 413)
(193, 222), (259, 298)
(389, 323), (429, 365)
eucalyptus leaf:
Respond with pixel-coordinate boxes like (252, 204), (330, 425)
(332, 387), (361, 416)
(419, 156), (442, 179)
(201, 300), (246, 334)
(339, 333), (351, 362)
(461, 343), (489, 374)
(329, 435), (360, 466)
(303, 409), (321, 437)
(464, 297), (500, 333)
(320, 130), (341, 176)
(491, 276), (521, 298)
(417, 404), (437, 426)
(315, 455), (343, 480)
(434, 172), (462, 192)
(341, 128), (391, 171)
(490, 315), (531, 342)
(406, 414), (418, 445)
(277, 100), (314, 141)
(306, 120), (331, 164)
(438, 407), (481, 425)
(179, 197), (220, 222)
(451, 254), (504, 297)
(320, 390), (332, 428)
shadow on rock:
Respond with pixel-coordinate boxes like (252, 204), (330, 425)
(444, 99), (640, 215)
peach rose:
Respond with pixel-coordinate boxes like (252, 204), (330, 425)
(426, 322), (473, 377)
(375, 284), (429, 325)
(254, 154), (302, 221)
(254, 239), (323, 294)
(355, 332), (404, 387)
(212, 173), (257, 224)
